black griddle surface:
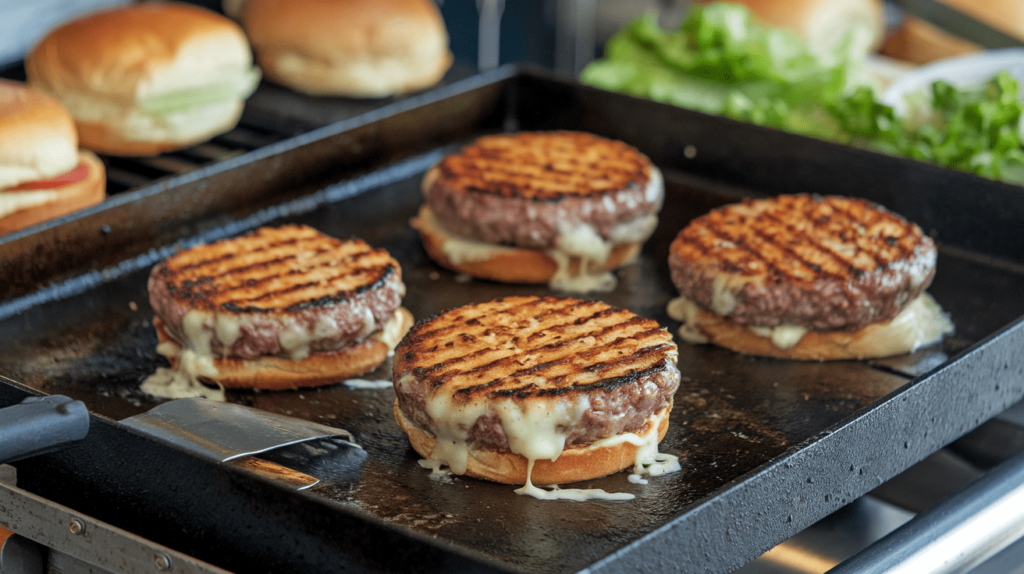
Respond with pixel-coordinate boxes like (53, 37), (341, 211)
(2, 68), (1024, 574)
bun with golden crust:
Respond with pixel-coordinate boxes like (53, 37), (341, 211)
(155, 307), (413, 391)
(0, 80), (106, 234)
(26, 2), (257, 156)
(396, 402), (671, 486)
(243, 0), (453, 97)
(881, 0), (1024, 64)
(411, 204), (643, 284)
(0, 151), (106, 235)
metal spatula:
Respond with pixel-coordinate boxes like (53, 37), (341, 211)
(121, 398), (366, 491)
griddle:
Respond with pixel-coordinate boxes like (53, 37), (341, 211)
(2, 66), (1024, 574)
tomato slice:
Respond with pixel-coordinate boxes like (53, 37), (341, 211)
(7, 162), (89, 191)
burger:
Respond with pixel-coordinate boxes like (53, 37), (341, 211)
(242, 0), (453, 97)
(666, 194), (954, 360)
(145, 225), (413, 396)
(392, 295), (681, 498)
(412, 131), (664, 293)
(0, 80), (105, 235)
(26, 2), (260, 156)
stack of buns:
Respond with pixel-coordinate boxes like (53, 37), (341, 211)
(0, 80), (105, 235)
(26, 2), (260, 156)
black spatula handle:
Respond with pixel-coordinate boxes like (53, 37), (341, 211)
(0, 396), (89, 464)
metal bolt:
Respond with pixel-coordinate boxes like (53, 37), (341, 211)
(68, 518), (85, 535)
(154, 552), (173, 571)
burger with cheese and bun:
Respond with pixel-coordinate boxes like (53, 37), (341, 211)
(393, 295), (681, 498)
(667, 194), (954, 361)
(26, 2), (260, 156)
(242, 0), (453, 97)
(412, 131), (664, 293)
(144, 225), (413, 397)
(0, 80), (105, 235)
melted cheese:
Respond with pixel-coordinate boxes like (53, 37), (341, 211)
(141, 335), (225, 401)
(668, 292), (953, 354)
(342, 379), (393, 389)
(0, 190), (60, 219)
(412, 379), (680, 501)
(666, 296), (710, 344)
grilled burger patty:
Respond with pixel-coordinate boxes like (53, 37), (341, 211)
(393, 296), (680, 453)
(148, 225), (406, 360)
(422, 131), (663, 250)
(668, 195), (937, 331)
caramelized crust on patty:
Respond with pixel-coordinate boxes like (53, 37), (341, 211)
(149, 225), (405, 360)
(668, 195), (936, 330)
(393, 296), (680, 451)
(423, 131), (663, 250)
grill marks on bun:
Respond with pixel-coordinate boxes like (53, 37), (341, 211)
(400, 296), (677, 401)
(672, 194), (927, 286)
(435, 131), (651, 201)
(157, 225), (398, 314)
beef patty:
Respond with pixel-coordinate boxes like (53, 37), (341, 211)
(423, 131), (663, 249)
(668, 195), (937, 331)
(149, 225), (405, 360)
(393, 295), (680, 452)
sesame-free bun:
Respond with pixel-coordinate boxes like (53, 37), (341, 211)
(0, 80), (79, 189)
(26, 2), (257, 156)
(411, 204), (643, 284)
(243, 0), (453, 97)
(0, 151), (106, 235)
(881, 0), (1024, 64)
(699, 0), (885, 55)
(395, 401), (671, 486)
(669, 293), (953, 361)
(154, 307), (413, 391)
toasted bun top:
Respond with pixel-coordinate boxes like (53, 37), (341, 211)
(430, 131), (654, 202)
(152, 224), (401, 314)
(0, 80), (79, 188)
(26, 2), (252, 102)
(395, 296), (678, 403)
(244, 0), (448, 59)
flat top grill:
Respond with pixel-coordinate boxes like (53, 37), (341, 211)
(1, 68), (1023, 574)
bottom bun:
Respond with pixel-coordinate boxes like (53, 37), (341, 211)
(675, 293), (952, 361)
(258, 49), (453, 98)
(0, 151), (105, 235)
(75, 100), (245, 157)
(395, 401), (672, 486)
(412, 204), (642, 284)
(155, 307), (413, 391)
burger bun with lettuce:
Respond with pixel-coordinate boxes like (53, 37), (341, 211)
(0, 80), (105, 235)
(26, 2), (260, 157)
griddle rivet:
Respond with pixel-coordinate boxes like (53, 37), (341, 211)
(68, 518), (85, 535)
(154, 552), (173, 570)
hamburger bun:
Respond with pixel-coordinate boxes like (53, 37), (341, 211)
(414, 131), (664, 292)
(243, 0), (453, 97)
(395, 401), (672, 486)
(154, 308), (413, 390)
(881, 0), (1024, 64)
(26, 2), (259, 156)
(667, 195), (953, 361)
(0, 80), (105, 235)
